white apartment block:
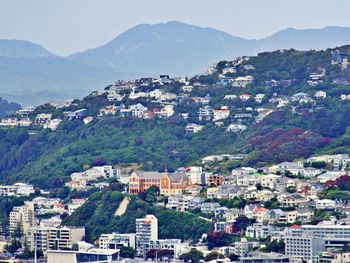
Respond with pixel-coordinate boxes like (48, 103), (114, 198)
(136, 215), (158, 257)
(99, 233), (136, 250)
(27, 225), (85, 252)
(9, 201), (34, 235)
(186, 166), (204, 185)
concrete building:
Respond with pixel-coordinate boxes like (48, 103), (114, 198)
(136, 215), (158, 257)
(99, 233), (136, 250)
(9, 201), (34, 235)
(47, 248), (119, 263)
(284, 235), (325, 263)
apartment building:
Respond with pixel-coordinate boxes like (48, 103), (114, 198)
(9, 201), (35, 235)
(136, 215), (158, 257)
(47, 226), (85, 251)
(99, 233), (136, 250)
(284, 235), (325, 263)
(27, 225), (85, 252)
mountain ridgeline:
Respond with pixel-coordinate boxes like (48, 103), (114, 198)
(1, 22), (350, 105)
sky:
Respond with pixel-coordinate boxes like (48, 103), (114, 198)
(1, 0), (350, 56)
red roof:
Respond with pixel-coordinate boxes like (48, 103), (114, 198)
(289, 225), (301, 228)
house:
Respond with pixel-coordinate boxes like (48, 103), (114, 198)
(315, 199), (337, 210)
(222, 67), (236, 74)
(200, 202), (221, 213)
(129, 103), (148, 118)
(278, 193), (309, 207)
(232, 76), (254, 87)
(185, 123), (204, 133)
(63, 109), (87, 120)
(149, 89), (163, 99)
(224, 95), (237, 100)
(36, 113), (52, 124)
(255, 94), (265, 103)
(43, 118), (62, 130)
(181, 85), (193, 92)
(198, 105), (213, 121)
(226, 123), (247, 133)
(213, 106), (230, 121)
(331, 50), (349, 69)
(99, 105), (117, 116)
(205, 174), (223, 187)
(128, 171), (190, 196)
(315, 91), (327, 99)
(18, 117), (32, 127)
(318, 172), (344, 183)
(277, 162), (304, 176)
(158, 105), (174, 118)
(259, 174), (281, 189)
(0, 117), (18, 127)
(239, 94), (252, 101)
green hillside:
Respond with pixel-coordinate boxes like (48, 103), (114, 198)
(0, 46), (350, 188)
(63, 190), (212, 243)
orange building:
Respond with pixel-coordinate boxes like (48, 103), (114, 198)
(129, 171), (190, 196)
(206, 174), (223, 187)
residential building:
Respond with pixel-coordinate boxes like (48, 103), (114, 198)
(136, 215), (158, 257)
(9, 201), (34, 235)
(185, 123), (204, 133)
(99, 233), (136, 249)
(284, 235), (325, 263)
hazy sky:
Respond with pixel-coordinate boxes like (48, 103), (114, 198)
(1, 0), (350, 56)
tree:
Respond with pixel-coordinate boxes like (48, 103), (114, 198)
(235, 215), (254, 232)
(286, 186), (296, 193)
(229, 253), (240, 261)
(256, 183), (263, 191)
(179, 249), (204, 263)
(204, 251), (224, 261)
(138, 186), (160, 203)
(207, 231), (236, 249)
(72, 243), (79, 251)
(5, 240), (22, 253)
(120, 246), (136, 259)
(261, 239), (285, 254)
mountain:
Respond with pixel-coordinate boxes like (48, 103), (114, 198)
(68, 21), (255, 77)
(0, 39), (55, 58)
(0, 56), (117, 106)
(258, 26), (350, 51)
(69, 23), (350, 78)
(1, 22), (350, 105)
(0, 97), (20, 118)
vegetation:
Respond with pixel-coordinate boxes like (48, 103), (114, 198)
(179, 249), (204, 263)
(0, 97), (21, 118)
(63, 190), (212, 242)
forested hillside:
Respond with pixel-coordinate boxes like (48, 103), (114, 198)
(1, 46), (350, 189)
(63, 190), (211, 243)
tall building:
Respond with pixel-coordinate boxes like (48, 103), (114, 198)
(136, 215), (158, 257)
(9, 201), (34, 236)
(27, 225), (85, 252)
(284, 235), (325, 263)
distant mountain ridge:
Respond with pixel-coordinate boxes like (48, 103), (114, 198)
(0, 39), (55, 58)
(1, 21), (350, 105)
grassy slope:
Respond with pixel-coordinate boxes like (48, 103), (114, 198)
(63, 190), (212, 243)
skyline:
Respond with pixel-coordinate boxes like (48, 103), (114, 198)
(1, 0), (350, 56)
